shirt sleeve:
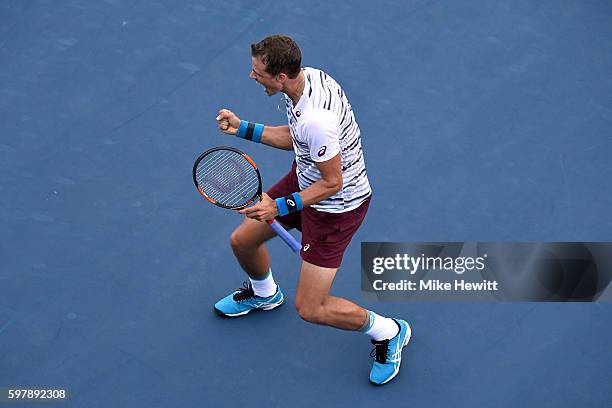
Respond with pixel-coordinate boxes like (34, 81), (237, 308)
(299, 109), (341, 162)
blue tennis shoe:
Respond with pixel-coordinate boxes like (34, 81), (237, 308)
(214, 282), (284, 318)
(369, 319), (412, 385)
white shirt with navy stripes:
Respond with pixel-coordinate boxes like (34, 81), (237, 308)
(284, 67), (371, 213)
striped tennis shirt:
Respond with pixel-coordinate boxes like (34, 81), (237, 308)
(284, 67), (371, 213)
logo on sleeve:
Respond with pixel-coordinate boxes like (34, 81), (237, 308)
(317, 146), (327, 157)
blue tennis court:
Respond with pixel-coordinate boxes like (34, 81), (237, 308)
(1, 0), (611, 406)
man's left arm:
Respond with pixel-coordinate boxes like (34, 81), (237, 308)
(296, 153), (342, 206)
(240, 110), (342, 221)
(239, 154), (341, 221)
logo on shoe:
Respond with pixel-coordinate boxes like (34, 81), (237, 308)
(303, 244), (310, 251)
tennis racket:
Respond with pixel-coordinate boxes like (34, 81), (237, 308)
(192, 146), (302, 253)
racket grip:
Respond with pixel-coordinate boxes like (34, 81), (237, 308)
(267, 219), (301, 253)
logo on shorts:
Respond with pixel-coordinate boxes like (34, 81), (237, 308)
(303, 244), (310, 251)
(317, 146), (327, 157)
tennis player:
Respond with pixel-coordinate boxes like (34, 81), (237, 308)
(214, 35), (411, 385)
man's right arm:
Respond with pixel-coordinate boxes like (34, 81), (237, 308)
(261, 125), (293, 150)
(216, 108), (293, 151)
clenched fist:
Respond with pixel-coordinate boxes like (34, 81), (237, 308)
(216, 109), (241, 135)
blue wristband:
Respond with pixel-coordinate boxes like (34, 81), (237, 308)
(236, 120), (264, 143)
(275, 192), (303, 217)
(236, 120), (248, 139)
(290, 192), (303, 211)
(252, 123), (264, 143)
(275, 197), (289, 217)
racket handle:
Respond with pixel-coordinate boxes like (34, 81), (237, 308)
(267, 219), (301, 253)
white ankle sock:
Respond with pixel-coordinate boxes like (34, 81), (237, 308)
(363, 311), (399, 341)
(249, 269), (277, 297)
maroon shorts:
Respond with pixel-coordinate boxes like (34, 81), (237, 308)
(266, 162), (370, 268)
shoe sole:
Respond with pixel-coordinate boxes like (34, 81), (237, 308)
(213, 296), (285, 318)
(370, 321), (412, 386)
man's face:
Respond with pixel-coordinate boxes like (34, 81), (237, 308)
(249, 57), (282, 96)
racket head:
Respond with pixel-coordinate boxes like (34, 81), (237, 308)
(193, 146), (262, 210)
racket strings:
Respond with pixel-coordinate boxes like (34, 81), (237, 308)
(195, 150), (259, 208)
(197, 154), (250, 196)
(201, 157), (256, 201)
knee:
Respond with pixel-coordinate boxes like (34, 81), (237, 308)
(230, 229), (250, 252)
(294, 300), (324, 324)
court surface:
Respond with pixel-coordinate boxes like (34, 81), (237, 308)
(1, 1), (611, 407)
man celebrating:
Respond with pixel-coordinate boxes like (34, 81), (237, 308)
(214, 34), (411, 385)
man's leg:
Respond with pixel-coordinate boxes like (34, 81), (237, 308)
(229, 217), (277, 279)
(215, 161), (299, 317)
(294, 260), (367, 329)
(213, 218), (284, 317)
(294, 260), (399, 334)
(294, 260), (411, 385)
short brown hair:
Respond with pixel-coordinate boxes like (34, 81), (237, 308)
(251, 35), (302, 79)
